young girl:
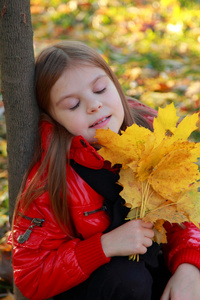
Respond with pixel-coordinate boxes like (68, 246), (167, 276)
(9, 41), (200, 300)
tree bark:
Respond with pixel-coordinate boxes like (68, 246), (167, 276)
(0, 0), (39, 220)
(0, 1), (39, 299)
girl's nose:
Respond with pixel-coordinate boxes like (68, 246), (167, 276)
(87, 100), (102, 114)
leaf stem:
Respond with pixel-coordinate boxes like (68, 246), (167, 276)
(145, 201), (177, 215)
(140, 180), (151, 218)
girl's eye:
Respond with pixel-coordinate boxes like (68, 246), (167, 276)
(95, 88), (106, 94)
(70, 101), (80, 110)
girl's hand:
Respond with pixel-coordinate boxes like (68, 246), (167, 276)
(101, 219), (154, 257)
(161, 263), (200, 300)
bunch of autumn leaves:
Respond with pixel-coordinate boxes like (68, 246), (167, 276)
(96, 103), (200, 244)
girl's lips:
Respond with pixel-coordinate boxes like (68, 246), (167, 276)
(89, 115), (111, 128)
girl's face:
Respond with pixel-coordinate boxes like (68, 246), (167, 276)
(49, 64), (124, 144)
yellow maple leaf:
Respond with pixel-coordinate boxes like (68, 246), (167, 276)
(95, 103), (200, 246)
(119, 168), (142, 209)
(94, 129), (129, 166)
(177, 181), (200, 228)
(173, 113), (199, 141)
(135, 137), (171, 181)
(153, 103), (179, 144)
(143, 202), (189, 243)
(0, 293), (15, 300)
(123, 176), (167, 216)
(153, 220), (167, 244)
(153, 103), (199, 145)
(95, 124), (151, 168)
(149, 145), (200, 201)
(143, 201), (188, 224)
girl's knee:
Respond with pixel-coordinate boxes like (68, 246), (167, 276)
(105, 258), (153, 299)
(119, 264), (152, 299)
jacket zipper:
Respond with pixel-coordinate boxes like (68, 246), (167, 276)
(84, 205), (107, 216)
(17, 212), (45, 244)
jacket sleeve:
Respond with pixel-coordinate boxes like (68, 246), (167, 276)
(163, 222), (200, 274)
(9, 209), (110, 300)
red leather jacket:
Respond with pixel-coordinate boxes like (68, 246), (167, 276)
(9, 103), (200, 300)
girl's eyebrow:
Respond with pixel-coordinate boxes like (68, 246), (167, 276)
(56, 74), (108, 106)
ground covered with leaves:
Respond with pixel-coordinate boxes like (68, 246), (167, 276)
(0, 0), (200, 297)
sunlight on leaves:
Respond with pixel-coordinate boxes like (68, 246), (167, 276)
(96, 103), (200, 244)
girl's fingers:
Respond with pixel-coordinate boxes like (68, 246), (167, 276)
(143, 237), (153, 248)
(142, 221), (154, 228)
(138, 245), (148, 255)
(144, 228), (155, 239)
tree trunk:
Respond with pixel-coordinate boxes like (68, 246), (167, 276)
(0, 1), (39, 299)
(0, 0), (38, 222)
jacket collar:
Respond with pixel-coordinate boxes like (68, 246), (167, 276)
(41, 121), (104, 170)
(70, 136), (104, 169)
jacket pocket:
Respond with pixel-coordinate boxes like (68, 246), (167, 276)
(83, 205), (107, 216)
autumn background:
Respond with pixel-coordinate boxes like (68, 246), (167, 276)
(0, 0), (200, 296)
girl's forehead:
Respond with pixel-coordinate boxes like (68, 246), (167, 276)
(60, 63), (108, 81)
(51, 64), (111, 97)
(66, 60), (107, 72)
